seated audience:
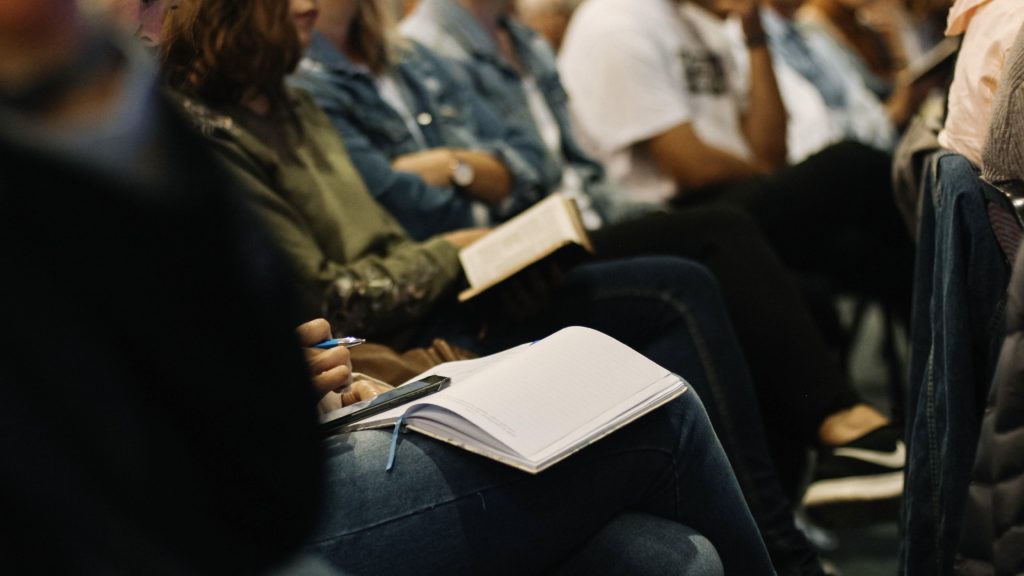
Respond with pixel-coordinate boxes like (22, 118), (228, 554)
(292, 3), (893, 573)
(157, 0), (788, 572)
(402, 0), (908, 514)
(6, 1), (779, 574)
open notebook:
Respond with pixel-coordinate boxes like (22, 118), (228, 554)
(331, 326), (688, 474)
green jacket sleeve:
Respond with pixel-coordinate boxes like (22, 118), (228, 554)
(212, 140), (463, 336)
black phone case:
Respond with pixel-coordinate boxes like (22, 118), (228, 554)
(320, 375), (450, 434)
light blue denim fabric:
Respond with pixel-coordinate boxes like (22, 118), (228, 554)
(401, 0), (653, 224)
(901, 152), (1015, 575)
(290, 34), (545, 240)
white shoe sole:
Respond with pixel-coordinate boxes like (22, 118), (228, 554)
(802, 471), (904, 507)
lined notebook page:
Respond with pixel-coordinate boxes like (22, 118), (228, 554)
(425, 326), (673, 458)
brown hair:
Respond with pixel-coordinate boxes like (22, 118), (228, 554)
(349, 0), (399, 75)
(160, 0), (301, 107)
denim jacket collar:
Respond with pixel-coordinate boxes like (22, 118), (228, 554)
(419, 0), (526, 75)
(304, 32), (370, 81)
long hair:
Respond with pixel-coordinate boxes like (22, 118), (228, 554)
(160, 0), (301, 107)
(350, 0), (401, 75)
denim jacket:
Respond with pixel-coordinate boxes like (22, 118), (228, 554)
(402, 0), (651, 224)
(290, 33), (545, 241)
(901, 151), (1015, 575)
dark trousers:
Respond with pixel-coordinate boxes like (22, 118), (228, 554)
(419, 257), (822, 574)
(592, 207), (860, 446)
(682, 141), (914, 323)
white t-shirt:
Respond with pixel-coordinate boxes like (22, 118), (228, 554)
(558, 0), (752, 204)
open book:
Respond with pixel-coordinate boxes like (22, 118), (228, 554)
(329, 326), (688, 474)
(458, 193), (593, 301)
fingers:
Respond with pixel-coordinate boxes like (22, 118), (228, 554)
(295, 318), (332, 347)
(310, 360), (353, 398)
(305, 344), (353, 398)
(339, 380), (394, 407)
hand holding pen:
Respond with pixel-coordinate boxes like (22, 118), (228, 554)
(295, 319), (356, 399)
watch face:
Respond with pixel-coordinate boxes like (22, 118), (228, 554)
(452, 159), (475, 187)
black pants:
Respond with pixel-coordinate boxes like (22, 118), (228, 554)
(681, 141), (914, 322)
(592, 207), (860, 453)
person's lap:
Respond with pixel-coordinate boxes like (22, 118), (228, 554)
(307, 388), (772, 575)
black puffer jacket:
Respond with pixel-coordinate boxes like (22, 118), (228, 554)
(956, 241), (1024, 575)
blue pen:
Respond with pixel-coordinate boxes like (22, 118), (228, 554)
(313, 336), (366, 349)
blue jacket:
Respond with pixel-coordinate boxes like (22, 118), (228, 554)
(290, 33), (545, 241)
(402, 0), (647, 224)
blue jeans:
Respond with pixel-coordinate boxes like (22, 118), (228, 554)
(383, 256), (795, 572)
(901, 153), (1015, 575)
(482, 257), (816, 574)
(309, 388), (767, 575)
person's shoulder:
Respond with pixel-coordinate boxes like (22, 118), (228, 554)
(170, 91), (242, 141)
(569, 0), (668, 43)
(400, 15), (471, 61)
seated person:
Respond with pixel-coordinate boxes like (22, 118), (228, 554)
(1, 3), (770, 574)
(751, 0), (939, 161)
(797, 0), (909, 97)
(292, 1), (550, 239)
(956, 31), (1024, 573)
(514, 0), (583, 52)
(0, 1), (323, 571)
(937, 0), (1024, 169)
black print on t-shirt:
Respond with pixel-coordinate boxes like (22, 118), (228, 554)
(680, 51), (727, 95)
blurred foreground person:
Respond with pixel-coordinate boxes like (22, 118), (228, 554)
(0, 1), (325, 573)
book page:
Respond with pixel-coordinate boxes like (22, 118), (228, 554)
(336, 344), (534, 428)
(459, 193), (584, 291)
(423, 326), (677, 459)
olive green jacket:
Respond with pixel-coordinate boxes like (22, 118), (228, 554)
(179, 89), (462, 336)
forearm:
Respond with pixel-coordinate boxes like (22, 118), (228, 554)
(741, 12), (787, 168)
(646, 122), (769, 194)
(453, 149), (512, 203)
(674, 148), (767, 192)
(391, 148), (511, 203)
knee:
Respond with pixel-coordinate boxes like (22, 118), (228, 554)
(634, 256), (721, 295)
(636, 256), (726, 315)
(577, 513), (724, 576)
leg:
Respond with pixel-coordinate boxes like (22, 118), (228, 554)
(485, 256), (824, 574)
(591, 207), (860, 445)
(704, 141), (914, 321)
(309, 389), (773, 575)
(554, 513), (723, 576)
